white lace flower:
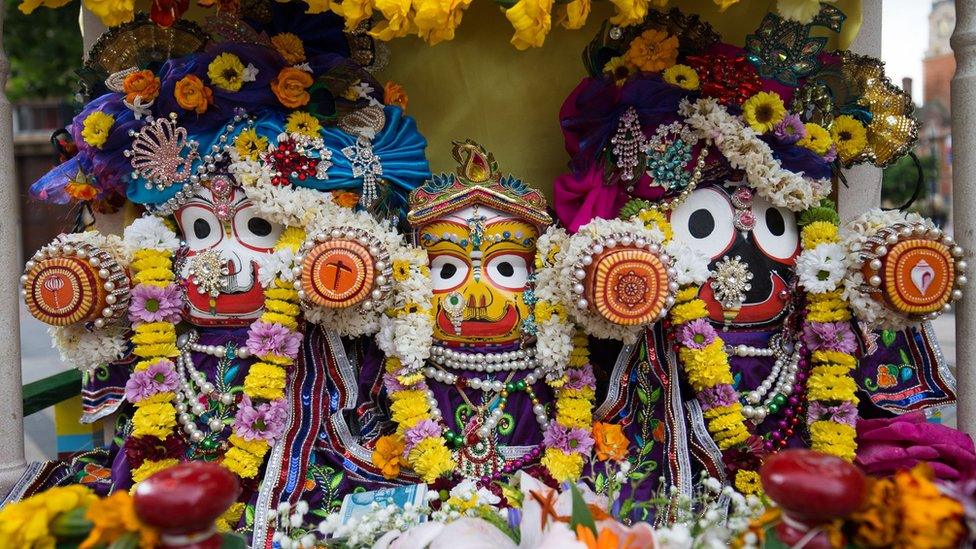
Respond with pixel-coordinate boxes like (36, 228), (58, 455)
(50, 323), (128, 372)
(796, 242), (847, 293)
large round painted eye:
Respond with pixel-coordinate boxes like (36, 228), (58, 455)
(751, 195), (799, 262)
(669, 187), (735, 260)
(177, 206), (222, 251)
(485, 254), (529, 290)
(234, 205), (283, 250)
(430, 254), (470, 292)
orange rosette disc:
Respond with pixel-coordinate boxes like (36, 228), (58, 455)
(24, 257), (105, 326)
(301, 240), (375, 308)
(587, 248), (669, 326)
(881, 239), (955, 315)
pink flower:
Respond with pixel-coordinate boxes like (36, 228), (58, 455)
(802, 321), (857, 354)
(233, 395), (289, 442)
(124, 360), (178, 402)
(403, 419), (442, 456)
(773, 114), (806, 144)
(857, 412), (976, 481)
(823, 144), (838, 163)
(129, 284), (183, 324)
(542, 423), (594, 455)
(246, 321), (301, 360)
(678, 318), (716, 349)
(565, 364), (596, 390)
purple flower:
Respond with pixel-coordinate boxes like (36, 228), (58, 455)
(773, 114), (805, 144)
(403, 419), (442, 456)
(129, 284), (183, 324)
(823, 144), (838, 163)
(124, 359), (178, 402)
(698, 384), (738, 412)
(246, 321), (301, 360)
(543, 423), (594, 455)
(808, 401), (858, 427)
(678, 318), (717, 350)
(802, 321), (857, 354)
(565, 364), (596, 390)
(233, 395), (289, 442)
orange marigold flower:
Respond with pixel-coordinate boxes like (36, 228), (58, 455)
(592, 421), (628, 461)
(66, 180), (99, 201)
(174, 74), (213, 114)
(123, 70), (161, 104)
(383, 81), (408, 112)
(332, 190), (360, 208)
(270, 33), (306, 65)
(271, 67), (314, 108)
(624, 29), (678, 73)
(371, 434), (407, 479)
(80, 491), (158, 549)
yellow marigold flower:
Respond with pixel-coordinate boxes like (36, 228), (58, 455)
(742, 91), (787, 134)
(608, 0), (651, 26)
(83, 490), (160, 548)
(414, 0), (474, 45)
(130, 457), (180, 485)
(809, 420), (858, 461)
(663, 64), (699, 90)
(284, 111), (322, 138)
(234, 129), (269, 161)
(602, 56), (632, 86)
(208, 53), (246, 92)
(383, 82), (409, 111)
(734, 469), (763, 495)
(806, 373), (858, 402)
(624, 29), (678, 73)
(17, 0), (70, 15)
(558, 0), (590, 30)
(830, 115), (868, 163)
(671, 299), (709, 325)
(329, 0), (375, 31)
(372, 434), (407, 479)
(131, 401), (177, 439)
(81, 0), (135, 27)
(215, 502), (245, 533)
(370, 0), (413, 41)
(541, 447), (584, 482)
(0, 484), (97, 549)
(637, 208), (674, 241)
(82, 111), (115, 149)
(801, 220), (839, 248)
(808, 308), (851, 323)
(679, 340), (733, 391)
(555, 396), (592, 429)
(134, 392), (175, 407)
(408, 438), (455, 482)
(223, 446), (265, 478)
(271, 33), (306, 65)
(505, 0), (552, 50)
(391, 393), (430, 428)
(798, 122), (832, 155)
(242, 362), (287, 400)
(592, 422), (628, 461)
(229, 434), (270, 457)
(811, 350), (857, 369)
(675, 287), (700, 303)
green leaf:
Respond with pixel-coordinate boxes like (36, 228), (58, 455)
(245, 504), (255, 527)
(628, 471), (647, 482)
(636, 387), (649, 405)
(50, 507), (93, 539)
(220, 533), (249, 549)
(107, 532), (140, 549)
(899, 349), (912, 366)
(639, 442), (654, 457)
(648, 387), (662, 404)
(881, 329), (897, 347)
(569, 484), (597, 536)
(595, 473), (607, 493)
(499, 481), (523, 508)
(329, 473), (343, 491)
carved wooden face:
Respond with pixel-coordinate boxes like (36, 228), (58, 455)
(419, 206), (538, 348)
(175, 177), (283, 326)
(669, 182), (800, 327)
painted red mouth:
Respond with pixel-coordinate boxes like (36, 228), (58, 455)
(436, 303), (520, 342)
(185, 261), (266, 326)
(699, 272), (789, 325)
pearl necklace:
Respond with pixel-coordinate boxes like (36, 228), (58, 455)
(735, 335), (801, 423)
(430, 346), (538, 372)
(173, 331), (249, 442)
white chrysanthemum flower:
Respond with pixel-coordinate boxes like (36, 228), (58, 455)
(665, 239), (710, 286)
(50, 323), (128, 372)
(255, 247), (297, 288)
(123, 215), (180, 254)
(796, 242), (847, 293)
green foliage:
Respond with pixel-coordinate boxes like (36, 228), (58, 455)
(797, 198), (839, 227)
(4, 0), (83, 102)
(882, 153), (937, 209)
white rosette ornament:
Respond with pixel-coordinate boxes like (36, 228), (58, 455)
(552, 217), (679, 343)
(841, 208), (967, 330)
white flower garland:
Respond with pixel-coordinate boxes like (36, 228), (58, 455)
(554, 217), (669, 344)
(49, 322), (129, 373)
(664, 239), (711, 287)
(678, 97), (830, 212)
(376, 246), (435, 373)
(534, 227), (574, 373)
(122, 216), (180, 256)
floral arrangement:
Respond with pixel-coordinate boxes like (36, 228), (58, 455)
(122, 216), (184, 484)
(0, 485), (158, 548)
